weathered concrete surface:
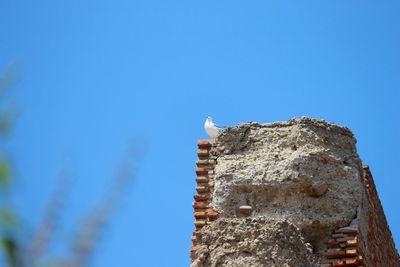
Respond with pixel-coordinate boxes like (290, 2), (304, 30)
(192, 117), (365, 266)
(191, 218), (316, 267)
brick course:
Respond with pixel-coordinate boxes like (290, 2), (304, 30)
(322, 166), (400, 267)
(322, 226), (366, 266)
(191, 140), (220, 249)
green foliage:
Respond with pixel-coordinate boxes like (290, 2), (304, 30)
(0, 66), (19, 267)
(0, 65), (136, 267)
(0, 156), (11, 188)
(0, 209), (17, 228)
(0, 236), (18, 267)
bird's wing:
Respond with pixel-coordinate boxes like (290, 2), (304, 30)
(214, 123), (223, 129)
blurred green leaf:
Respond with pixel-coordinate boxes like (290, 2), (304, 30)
(0, 236), (18, 267)
(0, 156), (11, 187)
(0, 209), (17, 227)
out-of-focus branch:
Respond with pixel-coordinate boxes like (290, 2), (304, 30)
(28, 165), (72, 261)
(70, 145), (140, 267)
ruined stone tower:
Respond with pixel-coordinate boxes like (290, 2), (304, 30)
(190, 118), (399, 267)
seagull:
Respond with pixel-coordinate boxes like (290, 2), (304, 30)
(204, 116), (223, 138)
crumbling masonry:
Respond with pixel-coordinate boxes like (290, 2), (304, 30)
(190, 118), (399, 267)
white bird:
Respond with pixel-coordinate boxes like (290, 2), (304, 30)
(204, 116), (223, 138)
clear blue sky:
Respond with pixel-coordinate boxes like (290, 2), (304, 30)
(1, 1), (399, 266)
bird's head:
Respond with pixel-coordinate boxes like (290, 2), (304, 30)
(205, 116), (213, 122)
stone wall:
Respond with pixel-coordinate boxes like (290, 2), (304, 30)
(190, 118), (399, 267)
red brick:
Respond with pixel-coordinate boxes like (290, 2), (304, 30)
(196, 186), (209, 193)
(206, 208), (216, 213)
(193, 208), (207, 213)
(207, 209), (219, 220)
(194, 211), (207, 219)
(345, 249), (358, 257)
(196, 159), (209, 166)
(196, 176), (209, 183)
(343, 257), (358, 266)
(239, 205), (253, 215)
(336, 236), (356, 243)
(335, 227), (358, 234)
(194, 220), (206, 227)
(346, 239), (357, 247)
(192, 201), (207, 209)
(323, 248), (346, 258)
(197, 140), (212, 147)
(197, 149), (209, 157)
(196, 167), (208, 175)
(193, 194), (208, 201)
(332, 259), (345, 267)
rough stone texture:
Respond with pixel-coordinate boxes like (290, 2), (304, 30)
(212, 118), (364, 253)
(191, 117), (399, 266)
(191, 218), (316, 267)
